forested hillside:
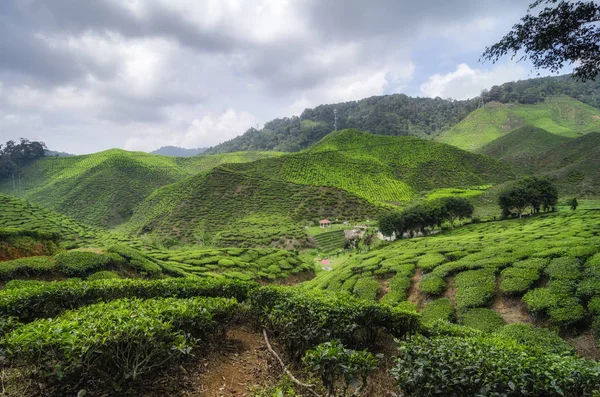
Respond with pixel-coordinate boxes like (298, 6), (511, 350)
(207, 74), (600, 154)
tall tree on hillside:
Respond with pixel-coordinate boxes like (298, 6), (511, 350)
(440, 197), (475, 229)
(0, 138), (47, 178)
(482, 0), (600, 81)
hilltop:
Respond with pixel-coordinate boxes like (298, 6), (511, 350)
(478, 126), (572, 161)
(207, 74), (600, 154)
(435, 96), (600, 151)
(0, 150), (283, 228)
(126, 129), (511, 246)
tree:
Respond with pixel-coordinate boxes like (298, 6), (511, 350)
(498, 177), (559, 218)
(440, 197), (474, 229)
(499, 186), (530, 218)
(0, 138), (47, 179)
(570, 197), (579, 210)
(482, 0), (600, 81)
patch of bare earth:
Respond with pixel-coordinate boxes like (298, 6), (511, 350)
(444, 276), (456, 306)
(407, 270), (424, 310)
(491, 294), (532, 324)
(144, 327), (274, 397)
(565, 330), (600, 361)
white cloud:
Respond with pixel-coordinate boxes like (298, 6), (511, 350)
(419, 63), (528, 100)
(123, 108), (258, 151)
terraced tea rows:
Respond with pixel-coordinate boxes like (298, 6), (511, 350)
(303, 210), (600, 346)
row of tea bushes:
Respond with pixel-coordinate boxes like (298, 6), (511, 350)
(393, 333), (600, 396)
(0, 228), (61, 261)
(4, 295), (238, 393)
(0, 277), (256, 321)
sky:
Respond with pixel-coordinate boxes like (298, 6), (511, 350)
(0, 0), (561, 154)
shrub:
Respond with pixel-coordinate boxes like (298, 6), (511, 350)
(107, 245), (162, 275)
(419, 274), (446, 295)
(421, 298), (454, 324)
(454, 270), (495, 310)
(249, 286), (420, 360)
(494, 324), (573, 355)
(0, 256), (55, 280)
(303, 340), (378, 396)
(522, 288), (562, 314)
(352, 276), (380, 301)
(417, 253), (446, 272)
(87, 270), (121, 280)
(6, 296), (237, 393)
(54, 251), (123, 277)
(459, 308), (505, 333)
(392, 335), (600, 396)
(500, 266), (540, 295)
(0, 277), (257, 321)
(379, 272), (412, 305)
(545, 257), (581, 280)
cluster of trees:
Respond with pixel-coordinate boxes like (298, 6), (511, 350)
(379, 197), (474, 238)
(480, 75), (600, 106)
(0, 138), (47, 178)
(498, 177), (558, 218)
(206, 95), (479, 153)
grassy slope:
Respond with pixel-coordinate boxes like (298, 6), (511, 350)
(478, 128), (600, 198)
(0, 150), (284, 228)
(126, 129), (511, 246)
(234, 129), (512, 205)
(436, 96), (600, 151)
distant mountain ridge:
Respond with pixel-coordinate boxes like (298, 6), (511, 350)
(150, 146), (208, 156)
(206, 74), (600, 154)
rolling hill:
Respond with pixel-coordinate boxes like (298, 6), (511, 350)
(0, 150), (284, 228)
(126, 129), (511, 246)
(436, 96), (600, 151)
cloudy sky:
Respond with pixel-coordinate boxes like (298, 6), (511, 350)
(0, 0), (561, 154)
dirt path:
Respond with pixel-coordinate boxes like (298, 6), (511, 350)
(444, 276), (456, 306)
(565, 330), (600, 361)
(407, 270), (425, 310)
(192, 328), (269, 396)
(491, 294), (532, 324)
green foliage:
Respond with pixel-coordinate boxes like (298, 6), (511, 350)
(352, 276), (380, 301)
(437, 96), (600, 150)
(249, 286), (420, 360)
(459, 308), (505, 333)
(417, 253), (446, 272)
(303, 340), (378, 397)
(107, 245), (162, 275)
(54, 250), (124, 277)
(419, 274), (446, 296)
(0, 149), (282, 228)
(495, 323), (573, 356)
(87, 270), (121, 280)
(454, 270), (496, 310)
(498, 177), (558, 218)
(421, 298), (454, 324)
(0, 256), (55, 280)
(0, 138), (46, 178)
(0, 277), (256, 321)
(392, 334), (600, 396)
(5, 296), (237, 393)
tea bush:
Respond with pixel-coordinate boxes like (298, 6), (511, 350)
(5, 296), (238, 392)
(494, 323), (573, 356)
(421, 298), (454, 324)
(459, 308), (505, 333)
(0, 256), (55, 280)
(54, 251), (125, 277)
(87, 270), (121, 280)
(419, 273), (446, 295)
(352, 276), (380, 301)
(392, 334), (600, 396)
(0, 277), (256, 321)
(500, 266), (540, 295)
(107, 244), (162, 275)
(303, 340), (378, 397)
(454, 270), (495, 310)
(249, 286), (420, 360)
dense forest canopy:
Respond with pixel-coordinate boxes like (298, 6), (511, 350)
(207, 74), (600, 154)
(0, 139), (46, 178)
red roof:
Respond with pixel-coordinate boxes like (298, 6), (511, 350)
(319, 219), (331, 224)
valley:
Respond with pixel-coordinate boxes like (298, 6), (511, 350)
(1, 74), (600, 396)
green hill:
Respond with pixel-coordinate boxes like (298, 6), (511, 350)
(0, 150), (283, 228)
(478, 126), (572, 162)
(436, 96), (600, 151)
(126, 129), (511, 246)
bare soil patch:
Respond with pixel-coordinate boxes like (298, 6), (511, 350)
(491, 294), (532, 325)
(444, 276), (456, 306)
(407, 270), (425, 310)
(565, 330), (600, 361)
